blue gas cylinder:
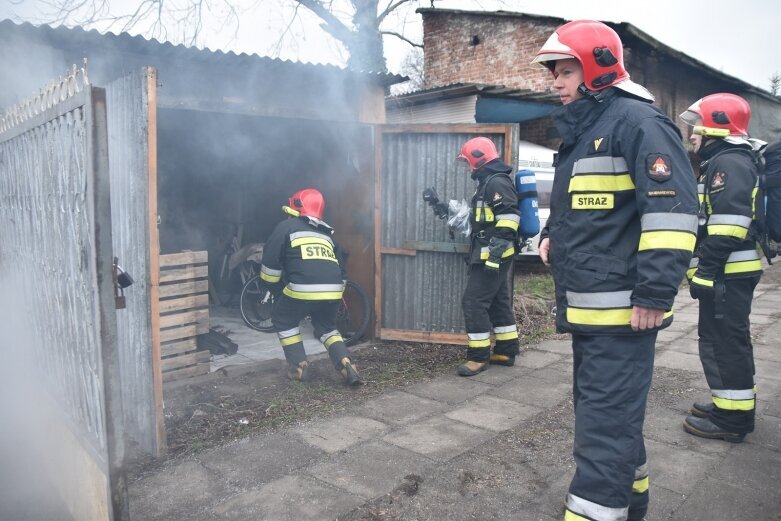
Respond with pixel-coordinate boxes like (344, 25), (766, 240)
(514, 169), (540, 240)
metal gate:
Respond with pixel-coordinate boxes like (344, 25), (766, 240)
(376, 124), (518, 344)
(0, 72), (127, 519)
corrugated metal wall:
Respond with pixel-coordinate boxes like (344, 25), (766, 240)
(379, 127), (515, 337)
(106, 68), (163, 456)
(386, 96), (478, 124)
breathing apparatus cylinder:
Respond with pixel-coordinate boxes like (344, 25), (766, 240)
(515, 169), (540, 240)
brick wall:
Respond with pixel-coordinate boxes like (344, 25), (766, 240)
(423, 12), (558, 92)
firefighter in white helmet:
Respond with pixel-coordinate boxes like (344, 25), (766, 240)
(533, 20), (698, 521)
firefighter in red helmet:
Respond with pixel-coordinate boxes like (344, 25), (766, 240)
(453, 137), (521, 376)
(533, 20), (698, 521)
(259, 188), (362, 385)
(679, 93), (762, 443)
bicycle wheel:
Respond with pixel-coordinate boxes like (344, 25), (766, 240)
(239, 277), (276, 332)
(337, 280), (370, 346)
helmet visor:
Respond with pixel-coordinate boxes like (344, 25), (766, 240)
(679, 109), (702, 127)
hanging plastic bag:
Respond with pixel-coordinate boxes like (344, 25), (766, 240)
(447, 199), (471, 237)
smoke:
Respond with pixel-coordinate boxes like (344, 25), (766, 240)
(0, 273), (73, 520)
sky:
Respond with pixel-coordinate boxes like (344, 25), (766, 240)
(1, 0), (780, 91)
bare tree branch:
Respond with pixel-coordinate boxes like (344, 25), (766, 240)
(381, 30), (421, 48)
(294, 0), (354, 43)
(377, 0), (413, 24)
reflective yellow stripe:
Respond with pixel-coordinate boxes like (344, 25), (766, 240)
(290, 237), (334, 248)
(707, 224), (748, 239)
(283, 287), (343, 300)
(638, 231), (696, 252)
(686, 267), (697, 280)
(567, 308), (673, 326)
(691, 276), (713, 287)
(712, 396), (755, 411)
(633, 476), (649, 494)
(479, 246), (515, 260)
(485, 261), (500, 269)
(468, 339), (491, 348)
(495, 219), (519, 231)
(564, 510), (590, 521)
(280, 334), (303, 346)
(495, 331), (519, 341)
(724, 260), (763, 274)
(260, 272), (281, 283)
(569, 174), (635, 192)
(484, 207), (494, 221)
(324, 334), (344, 348)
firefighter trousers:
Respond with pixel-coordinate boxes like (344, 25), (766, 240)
(272, 294), (350, 370)
(461, 262), (519, 362)
(697, 275), (759, 434)
(566, 332), (655, 521)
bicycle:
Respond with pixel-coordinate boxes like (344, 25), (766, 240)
(239, 273), (370, 347)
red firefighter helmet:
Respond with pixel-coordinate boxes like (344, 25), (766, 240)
(287, 188), (325, 219)
(532, 20), (653, 101)
(457, 137), (500, 170)
(679, 93), (751, 140)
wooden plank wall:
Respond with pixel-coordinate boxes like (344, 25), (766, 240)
(159, 251), (210, 382)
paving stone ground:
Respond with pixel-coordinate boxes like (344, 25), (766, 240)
(128, 267), (781, 521)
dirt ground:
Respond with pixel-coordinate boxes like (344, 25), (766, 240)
(130, 268), (558, 475)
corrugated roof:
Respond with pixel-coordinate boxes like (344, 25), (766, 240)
(0, 19), (406, 86)
(387, 83), (559, 106)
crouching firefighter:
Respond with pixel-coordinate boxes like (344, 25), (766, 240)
(679, 93), (763, 442)
(259, 189), (362, 385)
(424, 137), (521, 376)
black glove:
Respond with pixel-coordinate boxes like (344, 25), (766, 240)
(485, 237), (511, 273)
(689, 274), (714, 300)
(423, 187), (449, 220)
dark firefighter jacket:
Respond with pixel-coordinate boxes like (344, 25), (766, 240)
(688, 140), (762, 285)
(469, 160), (521, 266)
(260, 216), (346, 301)
(542, 87), (699, 335)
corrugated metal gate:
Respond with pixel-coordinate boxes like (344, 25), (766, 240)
(376, 124), (518, 344)
(0, 81), (127, 518)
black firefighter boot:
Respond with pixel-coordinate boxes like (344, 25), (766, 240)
(340, 357), (364, 386)
(457, 360), (488, 376)
(690, 400), (714, 418)
(683, 415), (745, 443)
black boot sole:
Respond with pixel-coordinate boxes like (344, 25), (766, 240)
(457, 363), (488, 377)
(683, 421), (745, 443)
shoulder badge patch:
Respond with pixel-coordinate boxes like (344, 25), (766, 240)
(711, 172), (727, 193)
(493, 192), (502, 201)
(646, 154), (673, 182)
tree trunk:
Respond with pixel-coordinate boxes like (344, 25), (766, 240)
(346, 0), (387, 73)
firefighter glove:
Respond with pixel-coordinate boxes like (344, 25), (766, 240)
(689, 273), (714, 301)
(486, 237), (510, 272)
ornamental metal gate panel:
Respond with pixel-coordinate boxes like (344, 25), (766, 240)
(0, 72), (127, 520)
(376, 124), (518, 344)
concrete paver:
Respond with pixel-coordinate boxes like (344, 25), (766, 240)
(445, 394), (542, 431)
(356, 391), (449, 426)
(295, 415), (389, 454)
(382, 415), (494, 461)
(306, 440), (435, 499)
(654, 350), (704, 372)
(212, 474), (364, 520)
(406, 376), (493, 405)
(490, 374), (571, 409)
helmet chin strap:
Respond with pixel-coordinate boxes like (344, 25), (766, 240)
(577, 83), (605, 103)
